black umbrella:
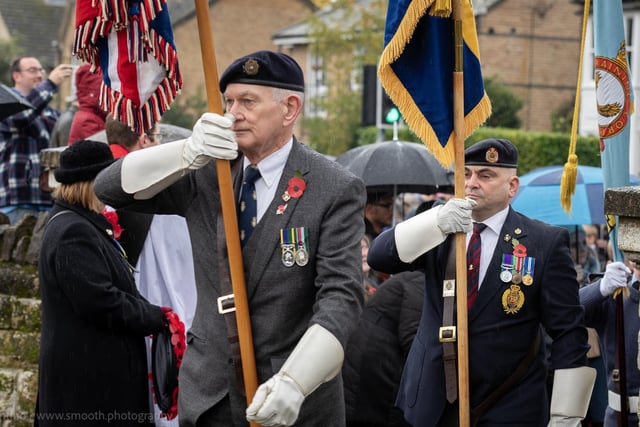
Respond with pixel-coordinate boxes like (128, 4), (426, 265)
(335, 140), (454, 195)
(0, 84), (33, 120)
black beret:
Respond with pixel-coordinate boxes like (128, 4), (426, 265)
(465, 138), (518, 168)
(219, 50), (305, 93)
(54, 139), (114, 184)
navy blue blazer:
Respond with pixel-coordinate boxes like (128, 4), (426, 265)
(368, 206), (589, 426)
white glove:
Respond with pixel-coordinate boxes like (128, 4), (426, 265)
(436, 197), (476, 235)
(599, 261), (631, 297)
(549, 367), (596, 426)
(183, 112), (238, 169)
(246, 324), (343, 426)
(246, 373), (304, 426)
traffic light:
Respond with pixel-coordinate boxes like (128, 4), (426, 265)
(376, 88), (400, 129)
(361, 64), (401, 128)
(380, 90), (400, 125)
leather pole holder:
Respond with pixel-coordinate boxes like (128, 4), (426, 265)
(217, 209), (246, 395)
(441, 239), (458, 403)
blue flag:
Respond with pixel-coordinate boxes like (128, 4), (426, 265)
(378, 0), (491, 168)
(594, 0), (634, 262)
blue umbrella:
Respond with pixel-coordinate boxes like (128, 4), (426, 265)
(512, 165), (639, 225)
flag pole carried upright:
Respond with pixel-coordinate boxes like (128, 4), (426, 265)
(193, 0), (260, 421)
(451, 1), (471, 425)
(378, 0), (491, 425)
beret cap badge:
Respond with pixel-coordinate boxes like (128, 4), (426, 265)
(219, 50), (305, 93)
(243, 59), (259, 76)
(465, 138), (518, 168)
(486, 147), (499, 164)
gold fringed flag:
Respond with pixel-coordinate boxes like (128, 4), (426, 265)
(73, 0), (183, 133)
(377, 0), (491, 168)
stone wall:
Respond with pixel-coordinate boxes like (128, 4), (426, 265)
(0, 213), (44, 427)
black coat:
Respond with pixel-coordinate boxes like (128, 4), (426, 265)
(343, 270), (424, 427)
(368, 207), (589, 426)
(36, 201), (165, 426)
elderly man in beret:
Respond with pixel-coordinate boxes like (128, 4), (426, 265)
(368, 138), (595, 426)
(95, 51), (365, 426)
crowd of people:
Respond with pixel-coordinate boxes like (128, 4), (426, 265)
(2, 50), (636, 427)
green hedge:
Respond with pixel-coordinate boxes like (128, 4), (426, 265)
(355, 126), (601, 176)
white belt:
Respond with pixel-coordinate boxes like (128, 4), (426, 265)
(608, 390), (639, 413)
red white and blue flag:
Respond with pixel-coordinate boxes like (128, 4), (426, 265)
(73, 0), (182, 133)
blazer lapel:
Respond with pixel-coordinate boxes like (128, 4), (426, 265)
(469, 208), (527, 319)
(244, 141), (309, 297)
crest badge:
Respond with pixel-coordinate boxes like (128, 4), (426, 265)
(595, 42), (632, 149)
(486, 147), (499, 164)
(243, 59), (259, 76)
(502, 285), (525, 314)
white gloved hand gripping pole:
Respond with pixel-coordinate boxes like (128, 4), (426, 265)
(395, 197), (476, 263)
(121, 113), (237, 200)
(245, 324), (343, 426)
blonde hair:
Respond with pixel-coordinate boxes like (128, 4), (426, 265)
(52, 180), (102, 212)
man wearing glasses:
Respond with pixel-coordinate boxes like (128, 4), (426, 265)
(365, 191), (394, 242)
(0, 56), (73, 222)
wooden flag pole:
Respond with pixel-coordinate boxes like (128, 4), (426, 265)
(615, 293), (629, 426)
(193, 0), (260, 422)
(452, 0), (471, 426)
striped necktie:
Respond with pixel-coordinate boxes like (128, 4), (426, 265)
(467, 222), (487, 308)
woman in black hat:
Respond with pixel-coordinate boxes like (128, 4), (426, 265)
(36, 139), (167, 426)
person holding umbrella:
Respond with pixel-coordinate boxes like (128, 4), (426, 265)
(95, 50), (366, 426)
(368, 138), (594, 426)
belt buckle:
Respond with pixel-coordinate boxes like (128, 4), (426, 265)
(217, 294), (236, 314)
(439, 326), (456, 343)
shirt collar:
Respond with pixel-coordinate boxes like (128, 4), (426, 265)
(243, 138), (293, 189)
(480, 206), (510, 236)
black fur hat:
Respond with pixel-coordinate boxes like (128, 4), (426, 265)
(54, 139), (114, 184)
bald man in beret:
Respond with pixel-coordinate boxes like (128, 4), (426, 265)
(95, 50), (365, 426)
(368, 138), (594, 426)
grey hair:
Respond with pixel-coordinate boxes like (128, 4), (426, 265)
(272, 87), (305, 104)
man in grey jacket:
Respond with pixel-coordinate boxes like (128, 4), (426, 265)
(95, 50), (366, 426)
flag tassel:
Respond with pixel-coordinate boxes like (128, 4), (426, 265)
(560, 154), (578, 213)
(431, 0), (451, 17)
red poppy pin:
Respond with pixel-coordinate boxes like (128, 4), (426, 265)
(101, 209), (123, 240)
(277, 171), (306, 214)
(287, 176), (306, 199)
(511, 238), (527, 257)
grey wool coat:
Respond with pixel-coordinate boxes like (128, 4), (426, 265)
(95, 139), (367, 426)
